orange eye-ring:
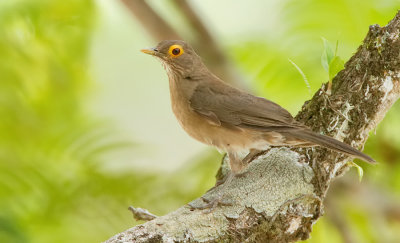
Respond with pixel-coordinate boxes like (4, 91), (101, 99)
(168, 45), (184, 57)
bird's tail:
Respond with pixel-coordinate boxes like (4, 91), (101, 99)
(285, 129), (376, 164)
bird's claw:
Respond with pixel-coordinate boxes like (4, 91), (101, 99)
(188, 196), (233, 213)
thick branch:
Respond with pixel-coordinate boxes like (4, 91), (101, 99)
(106, 11), (400, 243)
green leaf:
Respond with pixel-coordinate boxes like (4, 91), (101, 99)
(349, 161), (364, 182)
(334, 40), (339, 56)
(328, 56), (345, 80)
(321, 37), (334, 72)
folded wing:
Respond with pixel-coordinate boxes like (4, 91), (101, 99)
(189, 82), (305, 132)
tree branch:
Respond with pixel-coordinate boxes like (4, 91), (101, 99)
(120, 0), (180, 40)
(106, 11), (400, 243)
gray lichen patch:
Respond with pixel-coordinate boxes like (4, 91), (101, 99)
(191, 148), (315, 218)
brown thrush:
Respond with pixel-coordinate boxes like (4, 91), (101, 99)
(141, 40), (375, 209)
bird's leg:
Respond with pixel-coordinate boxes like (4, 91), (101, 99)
(242, 149), (263, 165)
(232, 149), (263, 178)
(228, 151), (245, 174)
(208, 149), (261, 191)
(189, 152), (242, 211)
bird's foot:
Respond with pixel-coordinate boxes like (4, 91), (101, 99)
(190, 172), (237, 212)
(188, 194), (233, 213)
(206, 175), (227, 193)
(234, 170), (249, 178)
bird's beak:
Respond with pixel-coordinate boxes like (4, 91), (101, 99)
(140, 47), (157, 56)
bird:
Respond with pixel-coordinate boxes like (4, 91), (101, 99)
(141, 40), (376, 209)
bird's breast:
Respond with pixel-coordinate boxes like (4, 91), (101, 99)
(169, 79), (209, 143)
(168, 79), (256, 152)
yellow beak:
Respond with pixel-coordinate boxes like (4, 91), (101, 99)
(140, 47), (157, 55)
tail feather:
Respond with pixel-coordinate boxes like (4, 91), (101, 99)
(285, 129), (376, 164)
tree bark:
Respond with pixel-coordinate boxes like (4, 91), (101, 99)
(106, 11), (400, 243)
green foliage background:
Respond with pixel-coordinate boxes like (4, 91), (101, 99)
(0, 0), (399, 242)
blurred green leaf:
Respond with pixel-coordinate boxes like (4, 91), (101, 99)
(320, 38), (344, 81)
(321, 37), (334, 72)
(328, 56), (345, 80)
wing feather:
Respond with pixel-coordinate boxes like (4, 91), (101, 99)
(190, 82), (305, 131)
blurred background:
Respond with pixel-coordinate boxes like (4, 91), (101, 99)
(0, 0), (399, 242)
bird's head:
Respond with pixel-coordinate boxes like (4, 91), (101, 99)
(141, 40), (203, 78)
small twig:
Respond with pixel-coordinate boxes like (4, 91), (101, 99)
(128, 206), (157, 221)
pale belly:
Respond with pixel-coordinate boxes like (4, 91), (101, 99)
(171, 100), (268, 153)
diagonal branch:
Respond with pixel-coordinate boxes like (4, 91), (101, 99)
(106, 11), (400, 243)
(120, 0), (180, 40)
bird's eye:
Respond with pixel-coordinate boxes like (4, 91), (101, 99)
(172, 48), (180, 55)
(168, 44), (184, 57)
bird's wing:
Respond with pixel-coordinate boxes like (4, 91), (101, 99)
(189, 82), (306, 131)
